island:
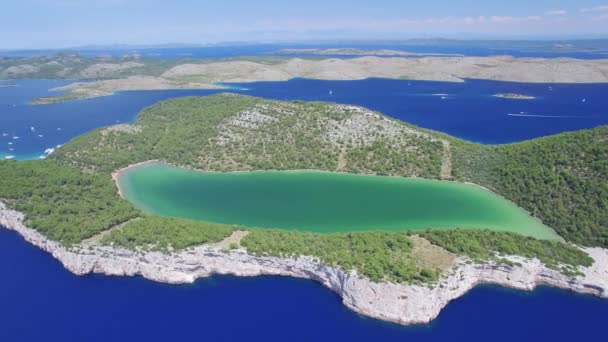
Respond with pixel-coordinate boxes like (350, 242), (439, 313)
(1, 54), (608, 104)
(0, 94), (606, 325)
(493, 93), (536, 100)
(273, 48), (464, 57)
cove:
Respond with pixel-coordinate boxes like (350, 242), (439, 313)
(118, 162), (557, 239)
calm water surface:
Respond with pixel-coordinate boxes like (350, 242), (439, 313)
(120, 163), (556, 239)
(1, 78), (607, 159)
(7, 42), (608, 59)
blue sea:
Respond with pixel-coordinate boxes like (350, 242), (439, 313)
(1, 75), (607, 341)
(5, 41), (608, 59)
(1, 228), (607, 341)
(2, 78), (607, 159)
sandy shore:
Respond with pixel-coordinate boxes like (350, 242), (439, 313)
(111, 160), (160, 198)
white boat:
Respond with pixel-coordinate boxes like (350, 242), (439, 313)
(4, 156), (15, 160)
(329, 90), (333, 95)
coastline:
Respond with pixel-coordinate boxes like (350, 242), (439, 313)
(1, 201), (606, 325)
(111, 160), (160, 198)
(28, 55), (608, 104)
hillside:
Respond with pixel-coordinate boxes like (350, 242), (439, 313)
(52, 94), (447, 178)
(0, 94), (604, 284)
(452, 127), (608, 247)
(4, 54), (608, 104)
(51, 94), (607, 248)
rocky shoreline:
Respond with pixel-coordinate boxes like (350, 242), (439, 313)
(1, 201), (607, 325)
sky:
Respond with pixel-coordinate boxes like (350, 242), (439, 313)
(1, 0), (608, 49)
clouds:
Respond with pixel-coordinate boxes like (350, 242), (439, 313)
(578, 4), (608, 21)
(2, 1), (608, 49)
(545, 10), (567, 16)
(580, 5), (608, 13)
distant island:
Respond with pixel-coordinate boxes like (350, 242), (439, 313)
(1, 54), (608, 104)
(1, 94), (606, 325)
(493, 93), (536, 100)
(274, 48), (464, 57)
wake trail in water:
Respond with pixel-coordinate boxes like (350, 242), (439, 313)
(508, 113), (585, 118)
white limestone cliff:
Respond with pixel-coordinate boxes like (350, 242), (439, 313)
(1, 202), (606, 325)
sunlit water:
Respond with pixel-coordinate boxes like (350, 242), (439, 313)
(119, 163), (557, 239)
(0, 76), (607, 341)
(1, 78), (606, 160)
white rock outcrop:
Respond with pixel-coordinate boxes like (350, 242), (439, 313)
(1, 202), (606, 325)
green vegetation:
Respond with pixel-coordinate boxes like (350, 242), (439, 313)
(422, 229), (593, 276)
(0, 54), (183, 80)
(0, 160), (138, 244)
(242, 230), (438, 284)
(0, 94), (604, 284)
(101, 216), (236, 251)
(452, 126), (608, 247)
(31, 91), (94, 105)
(52, 94), (606, 247)
(53, 94), (445, 178)
(97, 217), (592, 283)
(0, 54), (307, 81)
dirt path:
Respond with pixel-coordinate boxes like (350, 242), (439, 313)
(211, 230), (250, 250)
(440, 140), (452, 180)
(79, 218), (140, 247)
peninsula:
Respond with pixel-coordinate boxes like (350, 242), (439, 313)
(2, 54), (608, 104)
(0, 94), (606, 325)
(274, 48), (464, 57)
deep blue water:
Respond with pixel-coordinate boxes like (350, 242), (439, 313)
(230, 78), (608, 144)
(1, 228), (607, 341)
(0, 80), (223, 159)
(1, 78), (607, 340)
(2, 78), (607, 159)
